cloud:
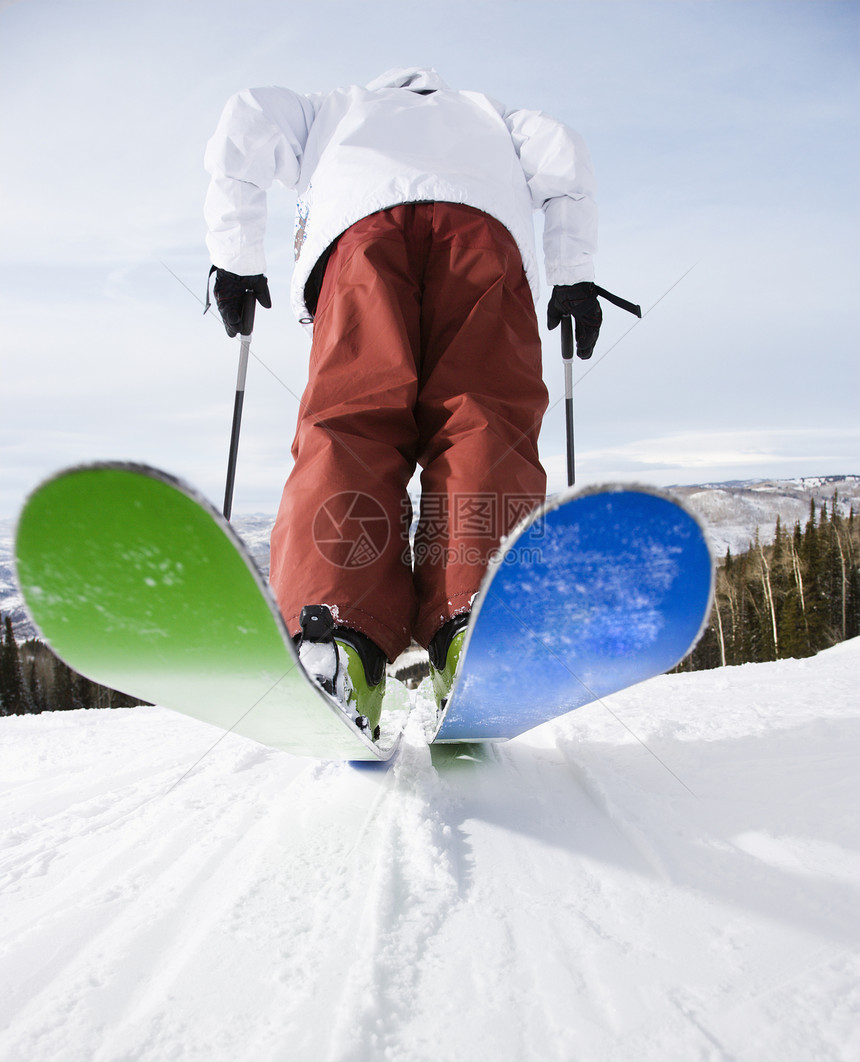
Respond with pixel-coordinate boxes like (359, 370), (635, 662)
(543, 427), (860, 492)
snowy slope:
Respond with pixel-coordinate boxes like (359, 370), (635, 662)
(1, 640), (858, 1062)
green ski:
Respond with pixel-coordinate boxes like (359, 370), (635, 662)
(14, 463), (404, 761)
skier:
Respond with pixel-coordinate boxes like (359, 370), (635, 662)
(204, 66), (600, 736)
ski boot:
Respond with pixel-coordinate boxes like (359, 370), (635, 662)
(297, 605), (386, 740)
(428, 613), (470, 711)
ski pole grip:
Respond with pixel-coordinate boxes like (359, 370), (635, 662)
(560, 315), (574, 360)
(239, 289), (257, 338)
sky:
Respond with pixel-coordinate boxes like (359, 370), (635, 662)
(1, 0), (858, 520)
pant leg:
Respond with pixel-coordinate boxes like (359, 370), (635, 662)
(270, 202), (548, 658)
(269, 209), (425, 662)
(411, 203), (548, 648)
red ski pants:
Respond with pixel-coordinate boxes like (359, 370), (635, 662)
(269, 202), (548, 661)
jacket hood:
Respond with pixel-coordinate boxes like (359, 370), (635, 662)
(365, 67), (450, 92)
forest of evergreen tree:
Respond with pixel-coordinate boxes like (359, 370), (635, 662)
(0, 614), (149, 715)
(1, 493), (857, 715)
(678, 494), (859, 671)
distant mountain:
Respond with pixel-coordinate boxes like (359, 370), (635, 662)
(670, 475), (860, 556)
(2, 475), (858, 639)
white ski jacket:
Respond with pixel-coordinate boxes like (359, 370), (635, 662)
(204, 67), (597, 325)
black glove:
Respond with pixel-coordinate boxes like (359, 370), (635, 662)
(210, 269), (272, 337)
(546, 282), (603, 360)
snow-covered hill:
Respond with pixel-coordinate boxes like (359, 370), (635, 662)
(1, 640), (858, 1061)
(671, 474), (860, 556)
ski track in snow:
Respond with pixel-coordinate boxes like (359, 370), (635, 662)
(1, 642), (859, 1061)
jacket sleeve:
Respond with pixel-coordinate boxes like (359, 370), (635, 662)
(204, 87), (315, 275)
(503, 108), (598, 285)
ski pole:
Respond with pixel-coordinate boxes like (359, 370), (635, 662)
(558, 288), (640, 488)
(561, 316), (576, 487)
(222, 291), (258, 522)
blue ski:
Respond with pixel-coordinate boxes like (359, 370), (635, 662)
(434, 485), (714, 742)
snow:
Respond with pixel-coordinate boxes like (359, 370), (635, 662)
(1, 641), (859, 1062)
